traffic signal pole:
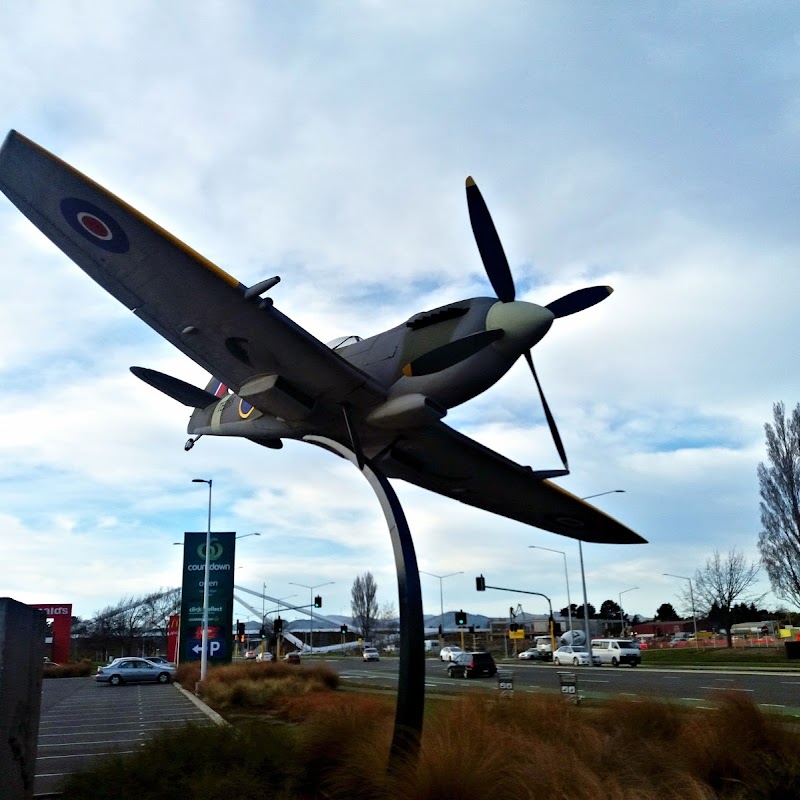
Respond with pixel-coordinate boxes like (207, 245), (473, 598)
(476, 575), (555, 652)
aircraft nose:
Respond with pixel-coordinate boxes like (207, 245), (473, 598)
(486, 300), (555, 354)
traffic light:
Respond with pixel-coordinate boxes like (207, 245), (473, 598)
(237, 621), (245, 636)
(476, 575), (486, 591)
(455, 610), (467, 627)
(438, 624), (443, 635)
(274, 616), (283, 633)
(509, 623), (519, 632)
(340, 624), (348, 635)
(314, 595), (322, 608)
(468, 625), (475, 634)
(259, 627), (266, 639)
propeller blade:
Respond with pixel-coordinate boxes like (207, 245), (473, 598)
(466, 176), (515, 303)
(545, 286), (613, 319)
(523, 350), (569, 472)
(403, 329), (504, 377)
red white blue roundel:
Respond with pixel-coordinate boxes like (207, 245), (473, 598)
(60, 197), (130, 253)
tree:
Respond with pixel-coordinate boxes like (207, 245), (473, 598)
(351, 572), (378, 643)
(758, 402), (800, 608)
(655, 602), (680, 622)
(599, 599), (622, 619)
(576, 602), (596, 619)
(693, 550), (763, 647)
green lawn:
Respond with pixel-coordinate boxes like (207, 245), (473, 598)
(639, 644), (800, 668)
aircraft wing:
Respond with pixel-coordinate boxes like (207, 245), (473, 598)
(0, 130), (384, 408)
(378, 422), (645, 544)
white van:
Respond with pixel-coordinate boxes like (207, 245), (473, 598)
(535, 635), (555, 661)
(591, 638), (641, 667)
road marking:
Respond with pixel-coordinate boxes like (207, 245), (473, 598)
(680, 698), (704, 702)
(759, 703), (786, 708)
(700, 686), (754, 692)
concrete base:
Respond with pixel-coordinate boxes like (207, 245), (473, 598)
(0, 598), (46, 800)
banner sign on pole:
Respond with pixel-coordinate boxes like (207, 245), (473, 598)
(179, 532), (236, 664)
(167, 614), (180, 663)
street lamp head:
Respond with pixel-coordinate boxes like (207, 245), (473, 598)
(192, 477), (211, 485)
(581, 489), (625, 500)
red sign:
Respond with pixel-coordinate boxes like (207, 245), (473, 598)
(167, 614), (180, 663)
(29, 603), (72, 664)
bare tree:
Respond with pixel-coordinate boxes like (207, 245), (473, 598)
(351, 572), (378, 643)
(693, 549), (762, 647)
(758, 402), (800, 608)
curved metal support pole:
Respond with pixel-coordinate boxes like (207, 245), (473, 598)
(304, 435), (425, 767)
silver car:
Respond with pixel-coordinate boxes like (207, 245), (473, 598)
(552, 645), (599, 667)
(439, 645), (463, 662)
(95, 657), (177, 686)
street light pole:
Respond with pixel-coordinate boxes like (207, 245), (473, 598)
(619, 586), (638, 635)
(289, 580), (334, 653)
(578, 490), (625, 657)
(663, 572), (699, 646)
(528, 545), (572, 634)
(420, 570), (463, 645)
(191, 478), (212, 682)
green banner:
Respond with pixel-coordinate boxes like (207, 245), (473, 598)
(179, 531), (236, 664)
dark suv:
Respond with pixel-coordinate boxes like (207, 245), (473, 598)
(447, 651), (497, 679)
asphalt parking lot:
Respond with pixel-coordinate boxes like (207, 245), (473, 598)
(36, 677), (218, 796)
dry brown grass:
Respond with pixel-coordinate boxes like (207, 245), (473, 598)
(59, 687), (800, 799)
(42, 660), (93, 678)
(175, 660), (339, 710)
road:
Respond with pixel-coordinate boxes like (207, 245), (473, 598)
(331, 656), (800, 714)
(36, 677), (217, 796)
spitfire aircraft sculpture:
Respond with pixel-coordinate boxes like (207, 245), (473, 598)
(0, 130), (643, 547)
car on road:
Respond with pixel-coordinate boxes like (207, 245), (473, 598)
(363, 647), (380, 662)
(440, 645), (463, 662)
(144, 656), (173, 665)
(244, 650), (258, 659)
(591, 639), (642, 667)
(95, 657), (177, 686)
(552, 645), (599, 666)
(283, 652), (301, 664)
(517, 647), (541, 660)
(447, 651), (497, 679)
(255, 651), (273, 662)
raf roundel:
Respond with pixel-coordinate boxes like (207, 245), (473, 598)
(60, 197), (130, 253)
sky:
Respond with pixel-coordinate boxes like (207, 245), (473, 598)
(1, 1), (798, 628)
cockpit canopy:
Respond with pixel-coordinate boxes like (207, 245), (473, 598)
(325, 335), (363, 350)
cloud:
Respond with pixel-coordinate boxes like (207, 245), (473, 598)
(0, 2), (793, 621)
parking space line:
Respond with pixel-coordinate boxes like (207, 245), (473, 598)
(37, 750), (138, 761)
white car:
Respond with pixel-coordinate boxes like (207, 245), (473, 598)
(439, 645), (463, 662)
(362, 647), (380, 662)
(552, 645), (599, 667)
(517, 647), (541, 660)
(255, 651), (273, 662)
